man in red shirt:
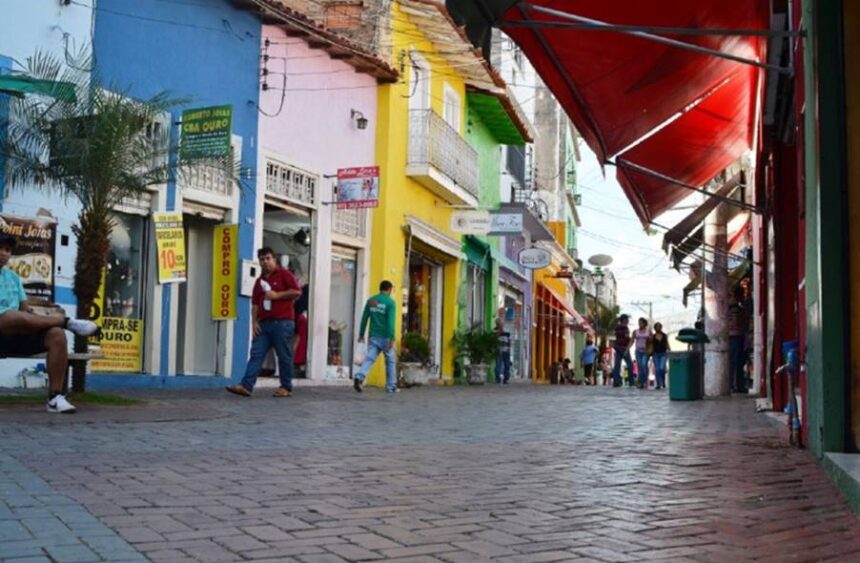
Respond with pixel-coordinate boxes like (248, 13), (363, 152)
(226, 247), (301, 398)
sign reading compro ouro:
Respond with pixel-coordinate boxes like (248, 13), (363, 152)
(212, 224), (238, 320)
(336, 166), (380, 209)
(518, 247), (552, 270)
(153, 213), (187, 283)
(180, 105), (233, 160)
(451, 210), (491, 234)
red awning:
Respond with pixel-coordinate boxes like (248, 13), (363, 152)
(497, 1), (768, 225)
(539, 283), (576, 317)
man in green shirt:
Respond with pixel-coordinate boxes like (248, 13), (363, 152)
(354, 280), (398, 393)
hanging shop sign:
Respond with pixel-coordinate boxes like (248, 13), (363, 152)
(451, 210), (491, 234)
(518, 247), (552, 270)
(180, 105), (233, 160)
(0, 213), (56, 302)
(211, 224), (238, 320)
(488, 212), (524, 234)
(336, 166), (380, 209)
(153, 213), (187, 283)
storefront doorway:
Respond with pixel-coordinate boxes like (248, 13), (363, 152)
(262, 204), (313, 378)
(406, 252), (443, 367)
(327, 247), (358, 377)
(177, 214), (225, 375)
(502, 289), (525, 378)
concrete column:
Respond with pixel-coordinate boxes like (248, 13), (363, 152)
(704, 203), (730, 396)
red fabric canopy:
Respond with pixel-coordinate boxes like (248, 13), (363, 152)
(499, 0), (768, 225)
(617, 66), (760, 224)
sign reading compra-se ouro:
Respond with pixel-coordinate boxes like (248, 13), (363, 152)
(153, 213), (187, 283)
(518, 247), (552, 270)
(211, 224), (238, 320)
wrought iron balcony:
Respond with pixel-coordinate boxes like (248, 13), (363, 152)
(406, 109), (479, 206)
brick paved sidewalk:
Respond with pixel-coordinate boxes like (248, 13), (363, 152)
(1, 385), (859, 562)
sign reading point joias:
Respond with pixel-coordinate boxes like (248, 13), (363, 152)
(212, 224), (238, 320)
(180, 105), (233, 160)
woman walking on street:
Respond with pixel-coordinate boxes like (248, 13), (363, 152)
(633, 318), (652, 389)
(651, 322), (670, 389)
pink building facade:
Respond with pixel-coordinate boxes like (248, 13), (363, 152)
(253, 23), (390, 382)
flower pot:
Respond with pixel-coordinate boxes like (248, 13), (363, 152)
(400, 362), (430, 386)
(467, 364), (488, 385)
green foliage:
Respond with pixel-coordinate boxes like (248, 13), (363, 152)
(400, 332), (431, 365)
(453, 326), (499, 365)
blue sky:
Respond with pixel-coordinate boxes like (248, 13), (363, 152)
(575, 144), (699, 333)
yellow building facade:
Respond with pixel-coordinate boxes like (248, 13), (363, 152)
(364, 0), (505, 386)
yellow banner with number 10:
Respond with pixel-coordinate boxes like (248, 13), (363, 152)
(153, 212), (187, 284)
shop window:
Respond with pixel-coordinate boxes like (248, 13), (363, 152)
(466, 264), (486, 329)
(328, 252), (357, 368)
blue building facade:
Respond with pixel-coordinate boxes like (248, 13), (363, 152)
(88, 0), (262, 387)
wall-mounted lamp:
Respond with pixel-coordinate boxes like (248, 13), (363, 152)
(350, 109), (368, 130)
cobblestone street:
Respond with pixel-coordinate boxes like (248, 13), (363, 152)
(2, 384), (860, 562)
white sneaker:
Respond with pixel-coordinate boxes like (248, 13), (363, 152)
(47, 394), (77, 414)
(66, 319), (99, 336)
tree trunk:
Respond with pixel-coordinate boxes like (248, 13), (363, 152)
(71, 209), (111, 393)
(704, 203), (730, 397)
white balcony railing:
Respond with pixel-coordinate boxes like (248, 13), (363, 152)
(333, 207), (367, 239)
(266, 158), (318, 209)
(407, 109), (478, 201)
(181, 154), (235, 197)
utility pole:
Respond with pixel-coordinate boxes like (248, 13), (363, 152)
(630, 300), (653, 324)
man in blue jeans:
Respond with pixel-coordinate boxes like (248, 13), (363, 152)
(354, 280), (398, 393)
(226, 247), (301, 398)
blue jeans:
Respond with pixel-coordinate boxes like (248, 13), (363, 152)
(653, 353), (668, 388)
(356, 336), (397, 391)
(612, 348), (632, 387)
(241, 319), (295, 391)
(495, 353), (511, 383)
(636, 351), (650, 388)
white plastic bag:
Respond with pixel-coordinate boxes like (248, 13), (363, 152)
(354, 342), (367, 366)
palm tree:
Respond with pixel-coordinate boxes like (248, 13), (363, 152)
(1, 51), (231, 390)
(589, 299), (619, 352)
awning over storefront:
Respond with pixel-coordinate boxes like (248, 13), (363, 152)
(566, 307), (594, 334)
(538, 282), (575, 317)
(681, 261), (751, 307)
(497, 202), (556, 242)
(447, 0), (768, 226)
(0, 74), (77, 102)
(405, 215), (463, 261)
(466, 89), (534, 145)
(464, 235), (492, 270)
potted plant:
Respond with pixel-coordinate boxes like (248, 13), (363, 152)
(399, 332), (432, 386)
(453, 328), (499, 385)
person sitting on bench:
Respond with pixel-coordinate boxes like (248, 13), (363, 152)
(0, 234), (98, 413)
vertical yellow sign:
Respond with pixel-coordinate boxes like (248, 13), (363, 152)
(212, 224), (238, 320)
(153, 213), (187, 284)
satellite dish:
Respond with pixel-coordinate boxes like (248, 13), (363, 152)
(588, 254), (613, 267)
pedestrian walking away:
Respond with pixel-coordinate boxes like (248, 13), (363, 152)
(354, 280), (398, 393)
(0, 235), (99, 413)
(226, 247), (301, 398)
(612, 314), (633, 387)
(494, 317), (512, 384)
(633, 317), (653, 389)
(728, 286), (750, 393)
(651, 322), (670, 389)
(581, 336), (599, 385)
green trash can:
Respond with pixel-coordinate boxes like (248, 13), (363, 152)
(668, 351), (702, 400)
